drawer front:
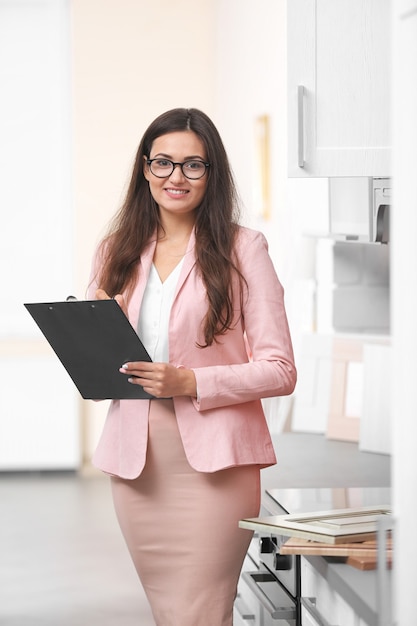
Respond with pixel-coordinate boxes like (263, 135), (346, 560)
(236, 554), (262, 625)
(242, 570), (296, 624)
(233, 601), (258, 626)
(301, 604), (321, 626)
(301, 599), (339, 626)
(301, 558), (357, 626)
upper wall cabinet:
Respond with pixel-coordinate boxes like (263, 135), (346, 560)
(288, 0), (391, 178)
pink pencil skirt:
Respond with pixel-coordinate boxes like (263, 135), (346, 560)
(110, 398), (261, 626)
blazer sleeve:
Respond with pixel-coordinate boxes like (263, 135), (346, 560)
(191, 230), (296, 411)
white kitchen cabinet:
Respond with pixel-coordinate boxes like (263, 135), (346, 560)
(288, 0), (391, 177)
(300, 555), (387, 626)
(301, 605), (321, 626)
(301, 601), (334, 626)
(301, 558), (358, 625)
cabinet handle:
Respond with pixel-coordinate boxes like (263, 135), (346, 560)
(297, 85), (305, 168)
(241, 571), (296, 620)
(302, 597), (339, 626)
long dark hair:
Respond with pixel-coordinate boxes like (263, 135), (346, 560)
(96, 107), (245, 347)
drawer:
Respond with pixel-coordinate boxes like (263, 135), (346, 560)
(301, 559), (358, 626)
(233, 601), (257, 626)
(301, 598), (339, 626)
(236, 556), (261, 624)
(242, 570), (296, 624)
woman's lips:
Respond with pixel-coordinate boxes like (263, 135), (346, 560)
(165, 188), (189, 197)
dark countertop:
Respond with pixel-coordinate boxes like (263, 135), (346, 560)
(262, 432), (391, 491)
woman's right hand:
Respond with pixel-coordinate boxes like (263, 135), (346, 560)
(95, 288), (128, 318)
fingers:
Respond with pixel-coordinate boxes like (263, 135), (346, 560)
(119, 362), (169, 398)
(119, 362), (153, 376)
(113, 294), (128, 316)
(95, 288), (111, 300)
(95, 290), (128, 316)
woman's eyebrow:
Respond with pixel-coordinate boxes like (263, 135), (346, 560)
(152, 152), (206, 160)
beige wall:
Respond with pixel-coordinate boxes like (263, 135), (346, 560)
(70, 0), (217, 464)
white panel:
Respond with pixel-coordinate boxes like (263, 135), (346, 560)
(0, 355), (80, 469)
(344, 361), (364, 418)
(359, 344), (392, 454)
(396, 1), (417, 17)
(392, 6), (417, 625)
(292, 334), (333, 433)
(0, 0), (72, 338)
(287, 177), (330, 237)
(315, 0), (390, 149)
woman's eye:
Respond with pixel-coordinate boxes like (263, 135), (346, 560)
(185, 161), (204, 170)
(155, 159), (171, 167)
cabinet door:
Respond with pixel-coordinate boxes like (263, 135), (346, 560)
(288, 0), (391, 177)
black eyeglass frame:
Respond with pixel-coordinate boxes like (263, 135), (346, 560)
(146, 158), (210, 180)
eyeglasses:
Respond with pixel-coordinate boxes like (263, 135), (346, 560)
(146, 158), (210, 180)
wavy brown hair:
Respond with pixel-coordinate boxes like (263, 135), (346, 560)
(95, 107), (245, 347)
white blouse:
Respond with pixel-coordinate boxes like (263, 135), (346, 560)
(137, 259), (184, 362)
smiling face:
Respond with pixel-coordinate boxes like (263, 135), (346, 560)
(143, 130), (208, 223)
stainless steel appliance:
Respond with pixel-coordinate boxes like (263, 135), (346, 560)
(235, 487), (391, 626)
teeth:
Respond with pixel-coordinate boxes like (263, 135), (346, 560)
(167, 189), (187, 195)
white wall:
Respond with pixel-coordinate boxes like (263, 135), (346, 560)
(214, 0), (289, 267)
(214, 0), (311, 431)
(0, 0), (79, 470)
(71, 0), (217, 297)
(215, 1), (320, 357)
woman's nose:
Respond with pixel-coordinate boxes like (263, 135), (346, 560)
(169, 163), (186, 182)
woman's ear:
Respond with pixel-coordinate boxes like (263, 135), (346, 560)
(143, 156), (150, 181)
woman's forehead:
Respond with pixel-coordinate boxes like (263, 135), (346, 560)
(150, 131), (206, 159)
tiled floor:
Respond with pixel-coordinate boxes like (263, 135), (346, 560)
(0, 433), (390, 625)
(0, 473), (154, 626)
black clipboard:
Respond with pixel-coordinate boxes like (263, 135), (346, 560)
(24, 299), (154, 400)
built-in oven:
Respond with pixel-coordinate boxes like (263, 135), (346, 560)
(235, 492), (300, 626)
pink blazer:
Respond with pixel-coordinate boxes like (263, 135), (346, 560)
(88, 226), (296, 478)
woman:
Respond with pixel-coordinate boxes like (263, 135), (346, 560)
(88, 108), (296, 626)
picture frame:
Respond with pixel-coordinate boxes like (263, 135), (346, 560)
(254, 114), (271, 220)
(326, 337), (364, 442)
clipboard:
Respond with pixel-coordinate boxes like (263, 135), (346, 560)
(24, 299), (154, 400)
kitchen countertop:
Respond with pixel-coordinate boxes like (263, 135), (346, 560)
(262, 432), (391, 491)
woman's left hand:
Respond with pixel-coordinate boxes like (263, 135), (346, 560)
(119, 361), (197, 399)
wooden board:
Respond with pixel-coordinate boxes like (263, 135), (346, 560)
(346, 555), (392, 571)
(280, 536), (392, 570)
